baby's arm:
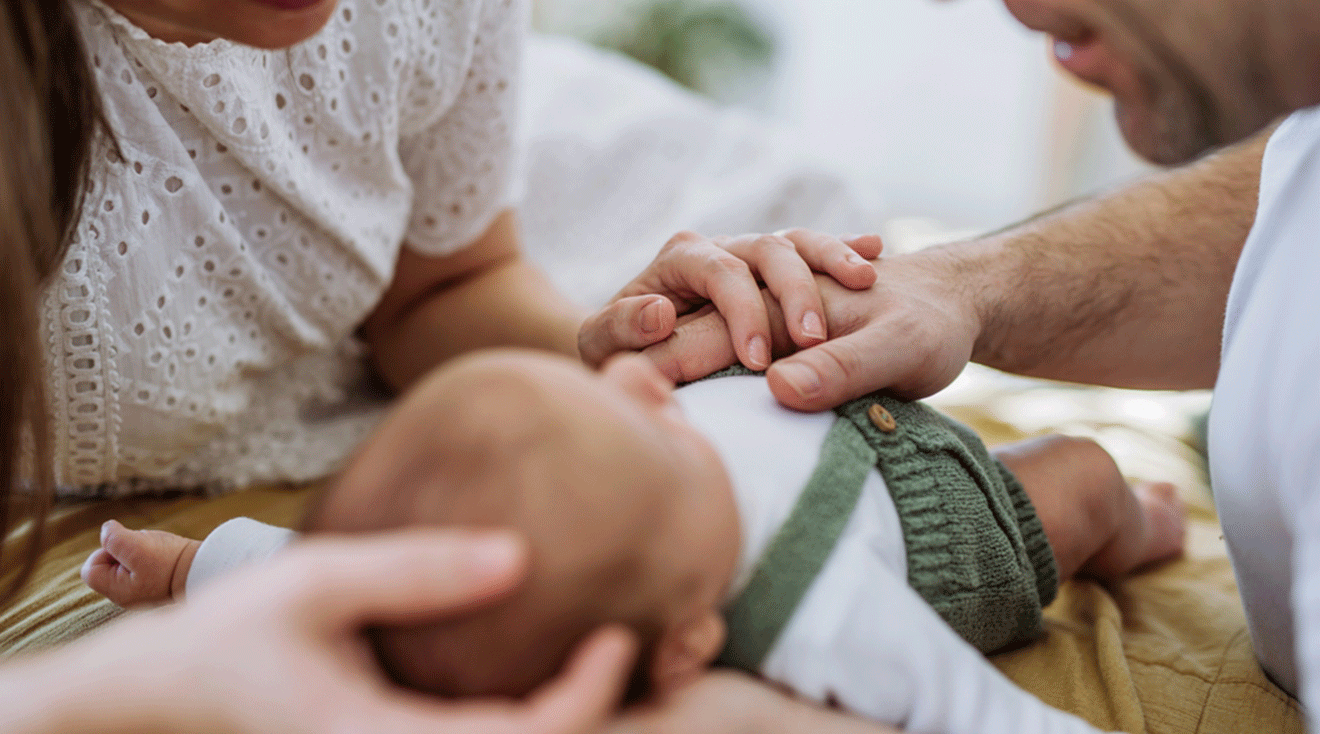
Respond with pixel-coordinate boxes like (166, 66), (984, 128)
(81, 521), (200, 607)
(83, 518), (295, 608)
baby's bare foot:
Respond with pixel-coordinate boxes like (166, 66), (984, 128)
(1132, 481), (1186, 567)
(1080, 480), (1186, 580)
(81, 520), (201, 608)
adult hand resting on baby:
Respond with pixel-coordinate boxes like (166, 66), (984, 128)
(583, 229), (978, 410)
(578, 229), (884, 375)
(17, 530), (636, 734)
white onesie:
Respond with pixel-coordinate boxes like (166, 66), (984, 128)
(188, 376), (1108, 734)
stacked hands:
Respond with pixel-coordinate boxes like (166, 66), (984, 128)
(78, 228), (970, 734)
(579, 228), (980, 406)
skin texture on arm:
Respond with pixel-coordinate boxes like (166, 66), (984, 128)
(361, 210), (586, 391)
(965, 127), (1268, 388)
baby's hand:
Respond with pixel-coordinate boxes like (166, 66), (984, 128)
(81, 520), (201, 608)
(579, 229), (883, 375)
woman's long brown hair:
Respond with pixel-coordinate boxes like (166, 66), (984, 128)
(0, 0), (100, 605)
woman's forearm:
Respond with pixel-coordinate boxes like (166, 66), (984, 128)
(363, 210), (586, 391)
(967, 128), (1269, 389)
(370, 256), (584, 388)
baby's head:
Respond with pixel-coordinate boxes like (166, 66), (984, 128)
(305, 350), (740, 699)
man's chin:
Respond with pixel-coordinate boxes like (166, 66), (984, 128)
(1114, 101), (1217, 166)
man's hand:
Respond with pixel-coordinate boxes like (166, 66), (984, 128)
(640, 247), (982, 410)
(579, 230), (883, 372)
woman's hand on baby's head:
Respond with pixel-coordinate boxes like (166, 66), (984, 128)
(578, 229), (881, 376)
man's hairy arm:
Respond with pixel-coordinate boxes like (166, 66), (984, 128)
(967, 128), (1269, 389)
(642, 128), (1273, 410)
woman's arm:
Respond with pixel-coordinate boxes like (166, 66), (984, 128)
(361, 210), (586, 391)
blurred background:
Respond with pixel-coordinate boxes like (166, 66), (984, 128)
(532, 0), (1153, 235)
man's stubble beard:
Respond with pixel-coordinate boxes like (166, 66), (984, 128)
(1105, 0), (1227, 165)
(1117, 80), (1220, 165)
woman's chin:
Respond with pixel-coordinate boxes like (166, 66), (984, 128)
(231, 0), (339, 48)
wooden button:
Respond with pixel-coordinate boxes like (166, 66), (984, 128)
(868, 403), (897, 433)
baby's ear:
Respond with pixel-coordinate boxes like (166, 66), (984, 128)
(648, 611), (726, 694)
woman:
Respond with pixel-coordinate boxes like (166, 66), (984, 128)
(0, 4), (636, 732)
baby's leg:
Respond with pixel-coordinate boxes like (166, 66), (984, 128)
(81, 520), (201, 608)
(993, 435), (1185, 582)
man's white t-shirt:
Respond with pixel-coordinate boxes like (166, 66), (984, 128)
(1209, 106), (1320, 719)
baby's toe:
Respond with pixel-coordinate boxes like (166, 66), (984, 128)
(1146, 481), (1180, 503)
(1136, 482), (1186, 562)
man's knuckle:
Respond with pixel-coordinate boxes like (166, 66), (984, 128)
(713, 253), (752, 278)
(773, 281), (808, 306)
(663, 230), (702, 251)
(579, 311), (603, 338)
(607, 305), (636, 335)
(722, 233), (756, 249)
(822, 340), (865, 380)
(674, 353), (709, 384)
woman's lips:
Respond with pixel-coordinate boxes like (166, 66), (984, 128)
(247, 0), (325, 9)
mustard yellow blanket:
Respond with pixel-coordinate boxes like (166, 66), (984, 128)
(0, 369), (1300, 734)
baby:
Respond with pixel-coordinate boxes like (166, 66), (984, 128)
(84, 350), (1183, 734)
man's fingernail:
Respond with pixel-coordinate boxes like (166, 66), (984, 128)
(640, 300), (663, 334)
(777, 362), (822, 398)
(802, 311), (825, 340)
(465, 534), (523, 576)
(748, 336), (770, 370)
(846, 252), (866, 265)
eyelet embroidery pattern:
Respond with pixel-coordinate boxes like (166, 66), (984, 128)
(48, 0), (525, 497)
